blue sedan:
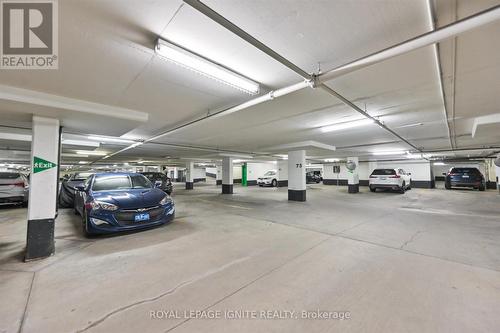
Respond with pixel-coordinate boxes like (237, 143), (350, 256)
(74, 173), (175, 236)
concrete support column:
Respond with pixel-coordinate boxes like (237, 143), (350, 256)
(288, 150), (306, 201)
(222, 157), (233, 194)
(347, 156), (359, 193)
(185, 161), (194, 190)
(277, 160), (288, 187)
(26, 116), (60, 261)
(216, 164), (222, 185)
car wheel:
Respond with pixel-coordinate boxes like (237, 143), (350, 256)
(445, 182), (451, 190)
(399, 182), (406, 194)
(259, 184), (263, 187)
(74, 205), (79, 215)
(369, 186), (376, 192)
(271, 179), (277, 187)
(479, 184), (485, 191)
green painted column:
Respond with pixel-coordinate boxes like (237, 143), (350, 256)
(242, 163), (247, 186)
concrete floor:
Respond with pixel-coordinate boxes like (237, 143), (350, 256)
(1, 183), (499, 333)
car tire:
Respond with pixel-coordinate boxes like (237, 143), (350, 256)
(82, 209), (92, 238)
(479, 184), (485, 191)
(271, 179), (277, 187)
(259, 184), (263, 187)
(399, 182), (406, 194)
(369, 186), (376, 192)
(74, 206), (79, 215)
(445, 182), (451, 190)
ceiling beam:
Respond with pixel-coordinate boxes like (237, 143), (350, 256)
(0, 84), (149, 122)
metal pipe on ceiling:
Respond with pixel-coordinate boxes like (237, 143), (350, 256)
(318, 4), (500, 82)
(426, 0), (454, 150)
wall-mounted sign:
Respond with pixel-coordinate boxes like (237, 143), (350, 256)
(333, 165), (340, 174)
(33, 156), (57, 174)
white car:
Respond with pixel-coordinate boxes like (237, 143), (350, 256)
(257, 170), (278, 187)
(369, 168), (411, 193)
(0, 172), (29, 205)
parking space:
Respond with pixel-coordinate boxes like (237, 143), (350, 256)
(1, 184), (499, 332)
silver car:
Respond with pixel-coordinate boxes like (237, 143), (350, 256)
(257, 170), (278, 187)
(0, 172), (29, 206)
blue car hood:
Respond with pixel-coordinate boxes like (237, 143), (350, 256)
(92, 188), (166, 209)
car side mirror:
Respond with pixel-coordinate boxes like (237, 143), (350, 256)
(75, 185), (85, 191)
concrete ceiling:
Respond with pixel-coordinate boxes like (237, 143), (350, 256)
(1, 0), (499, 168)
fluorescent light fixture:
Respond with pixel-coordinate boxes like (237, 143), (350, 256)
(155, 39), (260, 95)
(433, 162), (446, 166)
(78, 161), (88, 164)
(62, 139), (100, 147)
(324, 158), (340, 162)
(76, 151), (108, 156)
(320, 118), (375, 133)
(406, 153), (422, 159)
(372, 151), (406, 156)
(87, 135), (135, 144)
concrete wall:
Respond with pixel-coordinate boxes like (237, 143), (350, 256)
(247, 162), (276, 181)
(205, 167), (217, 178)
(323, 159), (433, 188)
(193, 167), (206, 182)
(233, 165), (242, 183)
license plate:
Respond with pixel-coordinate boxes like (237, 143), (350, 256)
(380, 177), (386, 180)
(134, 213), (150, 222)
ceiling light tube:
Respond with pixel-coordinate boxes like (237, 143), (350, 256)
(320, 118), (375, 133)
(372, 151), (406, 156)
(87, 136), (136, 144)
(76, 151), (108, 156)
(62, 139), (100, 147)
(155, 39), (260, 95)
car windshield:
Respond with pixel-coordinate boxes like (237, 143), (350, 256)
(0, 172), (20, 179)
(264, 171), (276, 176)
(92, 175), (152, 191)
(73, 172), (94, 181)
(371, 169), (396, 176)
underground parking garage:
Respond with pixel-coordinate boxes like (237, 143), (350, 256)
(1, 0), (500, 332)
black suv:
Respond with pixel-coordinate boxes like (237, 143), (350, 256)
(445, 167), (485, 191)
(141, 172), (173, 195)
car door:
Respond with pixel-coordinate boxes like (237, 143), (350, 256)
(75, 176), (91, 214)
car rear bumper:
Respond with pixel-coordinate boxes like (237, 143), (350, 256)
(0, 196), (25, 204)
(370, 184), (401, 190)
(449, 182), (482, 188)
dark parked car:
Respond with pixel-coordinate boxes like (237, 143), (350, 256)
(445, 167), (485, 191)
(306, 171), (322, 184)
(140, 172), (173, 195)
(74, 173), (175, 236)
(0, 172), (28, 206)
(59, 172), (94, 208)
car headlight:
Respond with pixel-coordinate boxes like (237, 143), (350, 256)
(90, 200), (118, 211)
(160, 195), (173, 205)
